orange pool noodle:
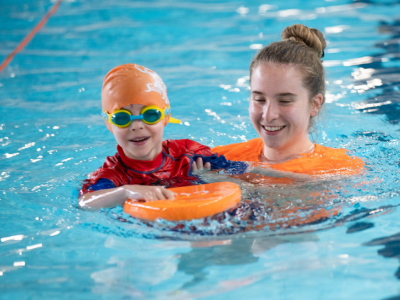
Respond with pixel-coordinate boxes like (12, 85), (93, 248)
(123, 182), (241, 221)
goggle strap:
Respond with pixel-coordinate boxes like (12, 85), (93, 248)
(168, 117), (181, 124)
(101, 111), (109, 120)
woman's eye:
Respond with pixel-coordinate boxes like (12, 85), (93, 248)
(253, 98), (265, 102)
(279, 99), (292, 104)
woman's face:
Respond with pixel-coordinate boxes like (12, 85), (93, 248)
(249, 63), (322, 155)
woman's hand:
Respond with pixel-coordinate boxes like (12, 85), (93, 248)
(192, 157), (211, 172)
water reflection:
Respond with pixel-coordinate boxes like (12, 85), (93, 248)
(364, 231), (400, 300)
(365, 231), (400, 279)
(91, 233), (318, 297)
(350, 15), (400, 124)
(178, 238), (258, 289)
(177, 233), (319, 290)
(346, 221), (374, 233)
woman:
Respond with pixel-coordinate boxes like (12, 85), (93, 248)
(189, 25), (365, 230)
(211, 24), (364, 177)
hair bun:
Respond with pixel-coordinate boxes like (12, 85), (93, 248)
(281, 24), (326, 58)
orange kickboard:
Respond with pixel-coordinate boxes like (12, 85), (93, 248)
(123, 182), (241, 221)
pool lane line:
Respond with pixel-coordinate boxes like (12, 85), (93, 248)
(0, 0), (62, 73)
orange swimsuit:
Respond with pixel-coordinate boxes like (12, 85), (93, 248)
(212, 138), (364, 176)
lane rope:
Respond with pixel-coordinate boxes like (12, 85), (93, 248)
(0, 0), (62, 73)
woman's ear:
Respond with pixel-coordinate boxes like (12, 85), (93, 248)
(310, 94), (323, 117)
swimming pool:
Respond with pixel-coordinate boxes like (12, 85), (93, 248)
(1, 0), (400, 298)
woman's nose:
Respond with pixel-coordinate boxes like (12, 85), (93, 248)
(262, 102), (279, 122)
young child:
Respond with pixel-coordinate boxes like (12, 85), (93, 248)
(79, 64), (244, 210)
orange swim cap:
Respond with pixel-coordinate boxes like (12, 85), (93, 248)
(101, 63), (172, 132)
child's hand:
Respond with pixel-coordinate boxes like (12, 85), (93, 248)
(192, 157), (211, 172)
(124, 185), (175, 202)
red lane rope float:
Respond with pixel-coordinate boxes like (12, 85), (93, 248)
(0, 0), (62, 73)
(123, 182), (241, 221)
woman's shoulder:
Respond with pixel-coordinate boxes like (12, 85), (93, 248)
(211, 138), (263, 162)
(270, 144), (365, 176)
(313, 144), (362, 162)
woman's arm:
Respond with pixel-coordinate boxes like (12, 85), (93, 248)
(248, 165), (312, 181)
(78, 185), (175, 210)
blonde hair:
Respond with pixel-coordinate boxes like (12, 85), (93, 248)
(250, 24), (327, 106)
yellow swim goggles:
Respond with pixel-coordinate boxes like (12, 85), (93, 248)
(102, 105), (181, 127)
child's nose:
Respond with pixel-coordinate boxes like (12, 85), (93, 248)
(130, 119), (145, 130)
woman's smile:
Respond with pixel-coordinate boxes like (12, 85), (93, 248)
(261, 125), (286, 135)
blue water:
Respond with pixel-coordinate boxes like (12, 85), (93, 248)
(1, 0), (400, 299)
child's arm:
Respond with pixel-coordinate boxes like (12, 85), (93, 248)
(78, 184), (174, 210)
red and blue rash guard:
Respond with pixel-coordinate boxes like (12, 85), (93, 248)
(80, 139), (247, 196)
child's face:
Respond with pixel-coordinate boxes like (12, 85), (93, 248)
(112, 104), (164, 161)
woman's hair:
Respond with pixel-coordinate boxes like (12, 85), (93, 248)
(250, 24), (326, 109)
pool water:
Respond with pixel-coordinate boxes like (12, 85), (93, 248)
(1, 0), (400, 299)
